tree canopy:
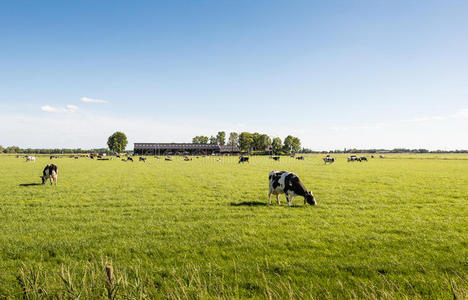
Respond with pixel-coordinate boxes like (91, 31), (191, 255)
(107, 131), (128, 153)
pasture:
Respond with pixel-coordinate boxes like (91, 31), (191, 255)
(0, 154), (467, 299)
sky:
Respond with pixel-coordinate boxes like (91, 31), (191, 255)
(1, 0), (467, 150)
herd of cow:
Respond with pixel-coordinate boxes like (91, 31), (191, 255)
(20, 154), (383, 206)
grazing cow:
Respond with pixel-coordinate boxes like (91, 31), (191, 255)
(127, 157), (133, 162)
(26, 156), (35, 162)
(371, 155), (375, 158)
(74, 156), (79, 159)
(323, 157), (335, 164)
(41, 164), (58, 185)
(296, 156), (305, 160)
(268, 171), (316, 206)
(360, 156), (368, 161)
(348, 156), (361, 162)
(121, 159), (127, 162)
(272, 156), (280, 161)
(139, 157), (146, 162)
(165, 158), (172, 161)
(380, 155), (385, 158)
(238, 156), (249, 163)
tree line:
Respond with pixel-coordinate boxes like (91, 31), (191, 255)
(192, 131), (301, 154)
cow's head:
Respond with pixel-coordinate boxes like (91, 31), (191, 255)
(305, 191), (316, 205)
(40, 175), (47, 184)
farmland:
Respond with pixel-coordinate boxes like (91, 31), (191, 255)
(0, 154), (467, 299)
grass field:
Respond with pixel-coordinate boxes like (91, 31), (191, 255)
(0, 154), (467, 299)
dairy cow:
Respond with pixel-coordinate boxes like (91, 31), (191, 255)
(41, 164), (58, 185)
(238, 156), (249, 163)
(268, 171), (316, 206)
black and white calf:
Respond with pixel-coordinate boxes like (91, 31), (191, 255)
(323, 157), (335, 164)
(268, 171), (316, 206)
(41, 164), (58, 185)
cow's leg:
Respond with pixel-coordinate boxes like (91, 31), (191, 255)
(50, 176), (53, 185)
(268, 190), (272, 205)
(285, 194), (290, 206)
(276, 194), (280, 205)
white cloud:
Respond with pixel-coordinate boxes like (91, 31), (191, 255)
(40, 105), (60, 113)
(80, 97), (108, 103)
(40, 104), (79, 113)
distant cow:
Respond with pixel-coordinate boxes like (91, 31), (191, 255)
(165, 158), (172, 161)
(268, 171), (316, 206)
(272, 156), (280, 161)
(26, 156), (35, 162)
(296, 156), (305, 160)
(127, 157), (133, 162)
(348, 156), (361, 162)
(238, 156), (249, 163)
(139, 157), (146, 162)
(74, 156), (79, 159)
(380, 155), (385, 158)
(41, 164), (58, 185)
(323, 157), (335, 164)
(360, 156), (368, 161)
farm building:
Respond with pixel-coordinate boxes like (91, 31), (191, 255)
(134, 143), (240, 155)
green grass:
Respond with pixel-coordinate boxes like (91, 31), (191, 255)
(0, 154), (467, 299)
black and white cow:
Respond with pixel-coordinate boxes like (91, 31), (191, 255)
(139, 157), (146, 162)
(26, 156), (36, 162)
(323, 157), (335, 164)
(268, 171), (316, 206)
(127, 157), (133, 162)
(360, 156), (368, 161)
(296, 156), (305, 160)
(238, 156), (249, 163)
(272, 156), (280, 161)
(41, 164), (58, 185)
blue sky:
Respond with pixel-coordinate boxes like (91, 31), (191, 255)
(1, 1), (467, 150)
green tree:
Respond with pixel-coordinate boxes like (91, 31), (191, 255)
(216, 131), (226, 146)
(209, 135), (217, 144)
(0, 145), (3, 153)
(272, 137), (282, 154)
(107, 131), (128, 153)
(238, 132), (254, 152)
(228, 132), (239, 147)
(199, 136), (208, 144)
(283, 135), (294, 153)
(192, 136), (209, 144)
(259, 134), (271, 151)
(291, 137), (301, 153)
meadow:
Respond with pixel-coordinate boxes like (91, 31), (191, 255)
(0, 154), (466, 299)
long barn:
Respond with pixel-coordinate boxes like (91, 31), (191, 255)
(134, 143), (240, 155)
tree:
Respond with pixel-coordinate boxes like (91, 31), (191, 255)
(259, 134), (271, 151)
(238, 132), (254, 152)
(283, 135), (294, 153)
(107, 131), (128, 153)
(228, 132), (239, 147)
(192, 136), (209, 144)
(216, 131), (226, 146)
(209, 135), (217, 144)
(291, 137), (301, 153)
(199, 136), (208, 144)
(272, 137), (282, 154)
